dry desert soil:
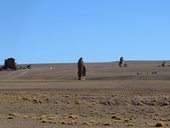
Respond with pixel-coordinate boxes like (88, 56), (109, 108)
(0, 61), (170, 128)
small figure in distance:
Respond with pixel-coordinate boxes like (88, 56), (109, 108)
(119, 57), (123, 67)
(162, 61), (166, 67)
(119, 57), (127, 68)
(77, 57), (86, 80)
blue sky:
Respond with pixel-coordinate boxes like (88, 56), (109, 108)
(0, 0), (170, 64)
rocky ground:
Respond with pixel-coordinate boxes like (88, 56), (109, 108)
(0, 88), (170, 128)
(0, 61), (170, 128)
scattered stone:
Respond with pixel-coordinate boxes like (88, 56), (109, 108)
(100, 101), (109, 105)
(132, 101), (143, 106)
(164, 96), (168, 100)
(7, 116), (14, 119)
(8, 113), (17, 117)
(32, 99), (43, 104)
(75, 100), (82, 104)
(42, 119), (48, 123)
(83, 122), (90, 125)
(68, 115), (79, 119)
(124, 119), (129, 123)
(61, 121), (67, 124)
(63, 114), (79, 119)
(111, 115), (121, 120)
(155, 122), (164, 127)
(104, 122), (111, 126)
(48, 120), (53, 123)
(45, 98), (50, 103)
(127, 123), (134, 126)
(22, 97), (31, 101)
(68, 121), (78, 125)
(162, 102), (169, 106)
(100, 97), (129, 106)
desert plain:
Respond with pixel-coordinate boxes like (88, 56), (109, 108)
(0, 61), (170, 128)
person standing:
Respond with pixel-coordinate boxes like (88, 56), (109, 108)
(77, 57), (86, 80)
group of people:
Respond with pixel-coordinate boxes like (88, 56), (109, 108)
(77, 57), (127, 80)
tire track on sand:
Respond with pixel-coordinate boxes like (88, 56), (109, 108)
(11, 71), (28, 79)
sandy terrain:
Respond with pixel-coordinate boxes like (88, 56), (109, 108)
(0, 61), (170, 128)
